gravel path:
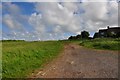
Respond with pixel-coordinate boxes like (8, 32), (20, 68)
(30, 43), (118, 78)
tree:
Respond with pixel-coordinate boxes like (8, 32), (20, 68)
(81, 31), (90, 39)
(68, 36), (76, 40)
(116, 32), (120, 38)
(93, 32), (99, 38)
(76, 34), (81, 39)
(107, 32), (116, 38)
(68, 36), (73, 40)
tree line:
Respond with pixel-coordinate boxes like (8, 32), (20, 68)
(68, 30), (120, 40)
(68, 31), (90, 40)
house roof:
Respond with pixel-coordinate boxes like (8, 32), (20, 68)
(99, 29), (107, 32)
(108, 27), (120, 29)
(99, 27), (120, 32)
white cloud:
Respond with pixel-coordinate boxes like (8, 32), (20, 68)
(0, 2), (2, 39)
(2, 2), (26, 30)
(34, 2), (82, 34)
(0, 3), (2, 24)
(3, 14), (24, 29)
(2, 2), (118, 41)
(3, 2), (20, 15)
(76, 2), (118, 31)
(2, 0), (117, 2)
(29, 13), (45, 33)
(32, 2), (118, 33)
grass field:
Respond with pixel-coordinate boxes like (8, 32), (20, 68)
(0, 42), (2, 78)
(80, 38), (120, 50)
(2, 41), (64, 78)
(2, 38), (120, 78)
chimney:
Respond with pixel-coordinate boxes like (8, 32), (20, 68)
(107, 26), (109, 29)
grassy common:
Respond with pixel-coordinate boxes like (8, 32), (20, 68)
(0, 42), (2, 78)
(2, 38), (120, 78)
(2, 41), (64, 78)
(80, 38), (120, 50)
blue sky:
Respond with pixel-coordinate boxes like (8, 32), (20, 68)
(2, 1), (118, 41)
(11, 2), (35, 15)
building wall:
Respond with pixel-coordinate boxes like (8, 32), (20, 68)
(98, 27), (120, 38)
(99, 30), (107, 38)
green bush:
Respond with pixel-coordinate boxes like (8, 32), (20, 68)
(80, 38), (120, 50)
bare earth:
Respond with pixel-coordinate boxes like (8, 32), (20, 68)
(30, 43), (118, 78)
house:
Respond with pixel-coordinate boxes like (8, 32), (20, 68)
(99, 28), (107, 38)
(93, 26), (120, 38)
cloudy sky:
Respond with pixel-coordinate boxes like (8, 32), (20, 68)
(1, 0), (118, 41)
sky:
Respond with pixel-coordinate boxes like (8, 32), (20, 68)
(1, 0), (119, 41)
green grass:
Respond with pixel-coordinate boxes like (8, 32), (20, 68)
(2, 38), (120, 78)
(0, 42), (2, 78)
(80, 38), (120, 50)
(2, 41), (64, 78)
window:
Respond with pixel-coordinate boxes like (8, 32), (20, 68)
(111, 31), (116, 35)
(101, 32), (104, 35)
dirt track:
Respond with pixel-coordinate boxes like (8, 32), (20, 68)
(31, 43), (118, 78)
